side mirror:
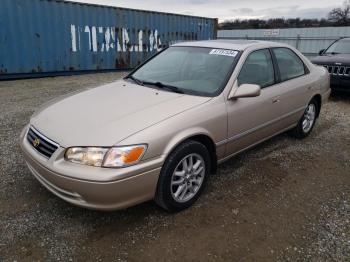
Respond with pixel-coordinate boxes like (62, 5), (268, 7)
(319, 49), (325, 55)
(229, 84), (261, 99)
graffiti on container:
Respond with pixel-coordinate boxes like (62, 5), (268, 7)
(70, 25), (164, 53)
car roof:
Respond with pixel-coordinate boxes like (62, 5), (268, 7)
(172, 40), (288, 51)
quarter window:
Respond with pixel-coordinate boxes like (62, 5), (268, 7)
(272, 48), (306, 82)
(237, 49), (275, 88)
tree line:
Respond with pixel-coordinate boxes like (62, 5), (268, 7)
(219, 1), (350, 29)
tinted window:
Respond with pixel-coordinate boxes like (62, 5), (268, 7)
(273, 48), (306, 82)
(132, 47), (239, 97)
(237, 49), (275, 88)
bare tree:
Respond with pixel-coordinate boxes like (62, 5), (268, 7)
(328, 0), (350, 25)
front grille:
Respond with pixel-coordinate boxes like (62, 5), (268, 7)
(26, 127), (59, 158)
(322, 65), (350, 76)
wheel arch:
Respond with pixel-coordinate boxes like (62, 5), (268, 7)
(163, 129), (218, 174)
(312, 94), (322, 118)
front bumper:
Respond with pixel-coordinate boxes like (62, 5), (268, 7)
(20, 126), (162, 211)
(330, 75), (350, 91)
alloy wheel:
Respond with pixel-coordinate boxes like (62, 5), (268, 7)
(302, 103), (316, 133)
(170, 153), (205, 203)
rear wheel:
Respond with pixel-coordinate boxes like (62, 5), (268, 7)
(154, 140), (211, 212)
(289, 99), (319, 139)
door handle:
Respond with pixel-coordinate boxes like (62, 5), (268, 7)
(272, 97), (280, 103)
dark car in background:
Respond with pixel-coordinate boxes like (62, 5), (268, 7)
(312, 38), (350, 92)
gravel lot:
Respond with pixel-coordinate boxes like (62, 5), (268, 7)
(0, 72), (349, 261)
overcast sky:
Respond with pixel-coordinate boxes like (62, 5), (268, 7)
(69, 0), (344, 21)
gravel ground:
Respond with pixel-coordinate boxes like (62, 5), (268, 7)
(0, 72), (349, 261)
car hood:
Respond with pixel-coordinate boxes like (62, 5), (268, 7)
(30, 80), (211, 147)
(312, 53), (350, 65)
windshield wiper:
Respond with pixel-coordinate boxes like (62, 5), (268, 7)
(125, 75), (144, 86)
(125, 77), (184, 94)
(143, 81), (184, 94)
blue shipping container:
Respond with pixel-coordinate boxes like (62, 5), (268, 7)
(0, 0), (217, 79)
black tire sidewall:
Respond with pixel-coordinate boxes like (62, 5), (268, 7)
(156, 141), (211, 212)
(298, 100), (318, 137)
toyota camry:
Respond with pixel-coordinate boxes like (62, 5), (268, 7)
(20, 40), (331, 212)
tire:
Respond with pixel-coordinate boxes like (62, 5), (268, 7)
(289, 98), (319, 139)
(154, 140), (211, 212)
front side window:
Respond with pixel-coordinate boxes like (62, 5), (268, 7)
(130, 47), (239, 97)
(272, 48), (306, 82)
(325, 39), (350, 54)
(237, 49), (275, 88)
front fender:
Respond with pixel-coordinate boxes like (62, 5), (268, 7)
(162, 127), (215, 157)
(118, 97), (228, 163)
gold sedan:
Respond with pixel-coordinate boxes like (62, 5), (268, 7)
(20, 40), (330, 212)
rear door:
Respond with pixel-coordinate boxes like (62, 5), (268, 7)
(270, 47), (314, 127)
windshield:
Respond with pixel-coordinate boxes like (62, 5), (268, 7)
(129, 46), (239, 96)
(325, 39), (350, 54)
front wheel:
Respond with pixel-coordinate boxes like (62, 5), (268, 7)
(289, 99), (318, 139)
(154, 140), (211, 212)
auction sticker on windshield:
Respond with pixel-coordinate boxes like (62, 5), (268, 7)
(209, 49), (238, 57)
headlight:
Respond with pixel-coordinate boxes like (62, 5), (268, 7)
(102, 145), (147, 167)
(65, 145), (147, 168)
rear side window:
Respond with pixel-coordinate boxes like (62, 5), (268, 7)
(272, 48), (306, 82)
(237, 49), (275, 88)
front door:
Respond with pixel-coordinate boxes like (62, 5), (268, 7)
(225, 49), (284, 157)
